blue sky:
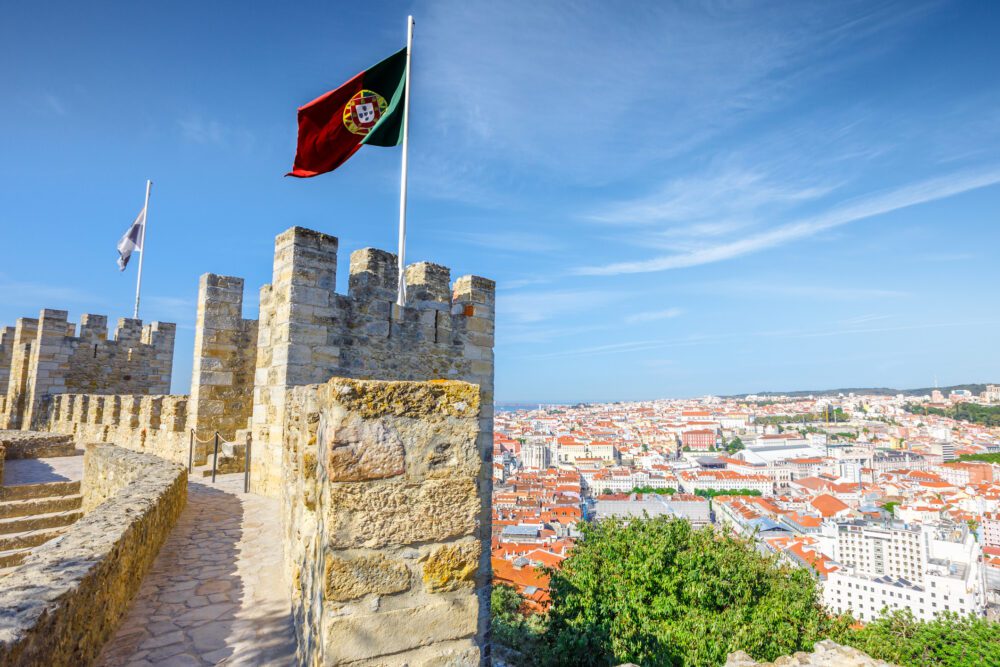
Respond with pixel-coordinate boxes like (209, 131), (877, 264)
(2, 1), (998, 402)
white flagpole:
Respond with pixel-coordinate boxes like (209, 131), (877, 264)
(133, 179), (152, 319)
(396, 15), (414, 309)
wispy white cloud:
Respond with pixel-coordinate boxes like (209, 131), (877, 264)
(144, 296), (196, 324)
(497, 289), (616, 324)
(520, 318), (982, 360)
(588, 167), (836, 227)
(839, 313), (894, 326)
(420, 1), (936, 183)
(625, 308), (683, 324)
(453, 230), (563, 253)
(177, 116), (256, 153)
(528, 339), (669, 360)
(576, 167), (1000, 275)
(914, 251), (976, 262)
(0, 276), (103, 310)
(42, 93), (67, 116)
(694, 281), (908, 301)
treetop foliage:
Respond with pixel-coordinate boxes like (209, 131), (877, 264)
(540, 517), (843, 666)
(904, 402), (1000, 427)
(492, 516), (1000, 667)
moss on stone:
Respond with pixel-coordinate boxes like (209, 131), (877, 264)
(421, 541), (481, 593)
(322, 378), (479, 419)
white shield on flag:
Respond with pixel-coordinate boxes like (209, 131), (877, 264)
(356, 102), (376, 124)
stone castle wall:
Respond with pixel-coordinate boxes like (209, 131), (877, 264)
(47, 393), (194, 465)
(5, 224), (495, 664)
(187, 274), (259, 442)
(283, 378), (488, 666)
(0, 309), (175, 431)
(0, 327), (15, 419)
(250, 227), (495, 501)
(0, 444), (186, 666)
(5, 226), (495, 491)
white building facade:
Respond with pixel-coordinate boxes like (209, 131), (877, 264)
(820, 520), (987, 622)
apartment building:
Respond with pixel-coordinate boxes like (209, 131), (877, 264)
(982, 512), (1000, 548)
(820, 520), (987, 622)
(678, 470), (773, 494)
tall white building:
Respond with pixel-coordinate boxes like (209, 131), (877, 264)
(521, 441), (551, 470)
(820, 520), (987, 622)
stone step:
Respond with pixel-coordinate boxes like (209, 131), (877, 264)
(0, 494), (83, 519)
(0, 509), (83, 535)
(0, 480), (81, 502)
(0, 526), (68, 552)
(10, 442), (81, 459)
(0, 547), (30, 568)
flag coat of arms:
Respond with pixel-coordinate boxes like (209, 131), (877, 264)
(287, 47), (407, 177)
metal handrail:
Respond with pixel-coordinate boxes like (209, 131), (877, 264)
(211, 432), (219, 482)
(188, 428), (251, 488)
(244, 433), (253, 493)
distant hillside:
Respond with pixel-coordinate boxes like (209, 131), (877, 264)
(733, 383), (990, 399)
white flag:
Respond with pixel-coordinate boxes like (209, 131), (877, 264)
(117, 207), (146, 271)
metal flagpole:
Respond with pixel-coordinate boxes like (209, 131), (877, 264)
(395, 15), (414, 310)
(133, 179), (152, 319)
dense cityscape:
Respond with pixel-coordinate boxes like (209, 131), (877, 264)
(491, 385), (1000, 627)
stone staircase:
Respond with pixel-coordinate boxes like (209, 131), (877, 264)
(0, 480), (83, 576)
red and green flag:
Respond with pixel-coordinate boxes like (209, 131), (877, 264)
(287, 47), (407, 178)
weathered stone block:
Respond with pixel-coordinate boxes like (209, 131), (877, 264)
(324, 552), (411, 601)
(323, 413), (405, 482)
(421, 540), (481, 593)
(325, 478), (479, 549)
(322, 597), (479, 664)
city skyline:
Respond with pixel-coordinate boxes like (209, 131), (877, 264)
(2, 1), (999, 402)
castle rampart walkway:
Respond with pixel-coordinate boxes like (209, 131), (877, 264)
(97, 473), (295, 666)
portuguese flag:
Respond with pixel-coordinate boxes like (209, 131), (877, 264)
(287, 47), (407, 178)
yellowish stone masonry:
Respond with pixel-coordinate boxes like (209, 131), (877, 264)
(1, 224), (496, 664)
(283, 378), (488, 665)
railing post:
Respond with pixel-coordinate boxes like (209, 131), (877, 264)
(188, 429), (194, 474)
(211, 431), (219, 483)
(244, 432), (252, 494)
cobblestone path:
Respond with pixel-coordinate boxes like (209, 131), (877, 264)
(98, 474), (296, 666)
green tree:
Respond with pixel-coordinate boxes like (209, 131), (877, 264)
(491, 584), (546, 661)
(694, 488), (762, 498)
(958, 452), (1000, 464)
(630, 486), (676, 495)
(538, 517), (845, 666)
(836, 609), (1000, 667)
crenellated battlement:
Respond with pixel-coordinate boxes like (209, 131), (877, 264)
(49, 393), (188, 445)
(248, 226), (495, 497)
(8, 224), (494, 497)
(5, 222), (496, 664)
(0, 308), (175, 430)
